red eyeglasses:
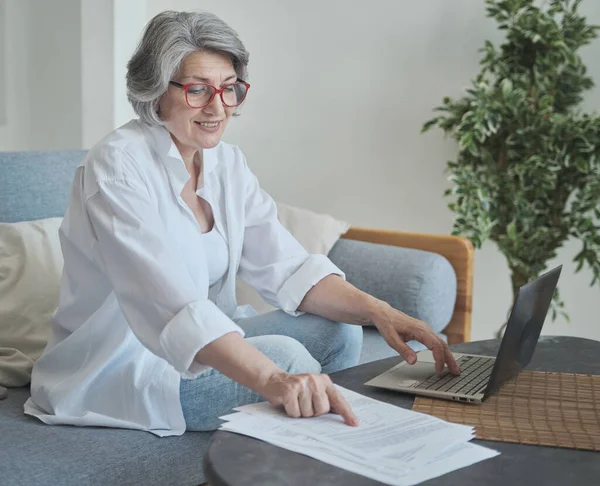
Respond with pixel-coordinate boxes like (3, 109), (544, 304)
(169, 79), (250, 109)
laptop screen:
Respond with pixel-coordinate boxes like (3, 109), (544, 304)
(483, 266), (562, 399)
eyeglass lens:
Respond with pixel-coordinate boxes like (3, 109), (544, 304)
(187, 83), (248, 108)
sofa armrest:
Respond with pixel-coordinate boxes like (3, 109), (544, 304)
(338, 227), (474, 344)
(327, 239), (457, 337)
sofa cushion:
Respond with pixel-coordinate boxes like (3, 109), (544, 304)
(0, 151), (86, 223)
(328, 238), (457, 335)
(0, 218), (63, 387)
(275, 202), (350, 255)
(0, 387), (210, 485)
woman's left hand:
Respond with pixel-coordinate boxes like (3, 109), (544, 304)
(372, 302), (461, 376)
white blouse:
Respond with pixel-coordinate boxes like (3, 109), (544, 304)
(25, 119), (344, 437)
(201, 227), (229, 286)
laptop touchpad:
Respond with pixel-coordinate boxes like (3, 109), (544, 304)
(415, 350), (437, 364)
(387, 350), (461, 383)
(389, 361), (437, 383)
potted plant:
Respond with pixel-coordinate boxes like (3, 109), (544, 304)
(422, 0), (600, 336)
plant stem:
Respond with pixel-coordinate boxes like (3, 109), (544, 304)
(495, 267), (529, 339)
(510, 269), (529, 303)
(529, 52), (538, 110)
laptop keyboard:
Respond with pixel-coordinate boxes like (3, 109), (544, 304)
(414, 355), (495, 396)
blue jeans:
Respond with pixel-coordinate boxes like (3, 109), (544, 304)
(179, 310), (363, 431)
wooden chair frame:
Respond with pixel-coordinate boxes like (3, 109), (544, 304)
(341, 227), (474, 344)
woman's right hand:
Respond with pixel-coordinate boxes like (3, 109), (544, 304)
(195, 333), (358, 426)
(260, 371), (359, 426)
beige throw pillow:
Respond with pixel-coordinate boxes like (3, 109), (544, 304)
(0, 218), (63, 387)
(236, 203), (350, 315)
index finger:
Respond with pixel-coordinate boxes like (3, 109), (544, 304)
(326, 382), (359, 426)
(443, 345), (461, 375)
(430, 344), (447, 376)
(415, 329), (458, 376)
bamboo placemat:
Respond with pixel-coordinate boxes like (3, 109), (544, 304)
(412, 370), (600, 450)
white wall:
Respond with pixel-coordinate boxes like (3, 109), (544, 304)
(0, 0), (31, 150)
(112, 0), (146, 129)
(0, 0), (143, 151)
(145, 0), (600, 341)
(80, 0), (146, 145)
(0, 0), (6, 125)
(0, 0), (82, 151)
(81, 0), (114, 149)
(28, 0), (82, 150)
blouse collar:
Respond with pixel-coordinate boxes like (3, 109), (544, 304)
(143, 121), (219, 194)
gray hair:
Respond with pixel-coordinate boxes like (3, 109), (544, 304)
(126, 11), (250, 125)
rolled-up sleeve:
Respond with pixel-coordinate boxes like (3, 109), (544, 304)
(236, 154), (345, 315)
(86, 178), (243, 378)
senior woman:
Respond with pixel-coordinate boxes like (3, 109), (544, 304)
(25, 11), (459, 436)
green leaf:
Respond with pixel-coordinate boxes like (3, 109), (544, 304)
(575, 158), (589, 173)
(459, 132), (473, 151)
(502, 79), (513, 99)
(507, 221), (518, 241)
(421, 118), (439, 133)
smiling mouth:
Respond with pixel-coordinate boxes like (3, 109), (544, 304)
(195, 121), (221, 128)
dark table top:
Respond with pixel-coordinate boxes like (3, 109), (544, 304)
(204, 336), (600, 486)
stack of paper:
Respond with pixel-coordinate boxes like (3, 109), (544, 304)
(219, 386), (499, 486)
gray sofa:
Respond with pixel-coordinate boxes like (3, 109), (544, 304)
(0, 150), (457, 485)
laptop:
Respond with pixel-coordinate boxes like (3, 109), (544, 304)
(365, 265), (562, 404)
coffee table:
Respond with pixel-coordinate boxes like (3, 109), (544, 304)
(204, 336), (600, 485)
